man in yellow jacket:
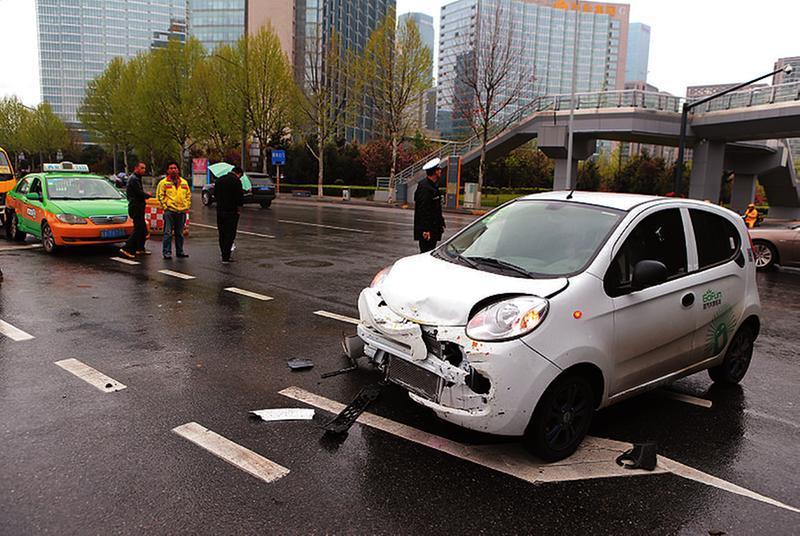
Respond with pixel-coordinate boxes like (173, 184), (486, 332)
(156, 161), (192, 259)
(744, 203), (759, 229)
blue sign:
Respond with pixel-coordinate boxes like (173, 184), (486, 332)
(271, 150), (286, 166)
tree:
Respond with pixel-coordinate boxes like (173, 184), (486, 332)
(230, 27), (296, 173)
(354, 10), (432, 202)
(79, 57), (136, 173)
(296, 30), (352, 197)
(447, 2), (533, 205)
(194, 46), (244, 160)
(0, 96), (30, 158)
(22, 102), (69, 163)
(138, 38), (205, 174)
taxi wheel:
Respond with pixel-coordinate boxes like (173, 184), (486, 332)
(260, 200), (272, 209)
(523, 374), (595, 462)
(41, 222), (58, 254)
(752, 241), (777, 271)
(202, 191), (213, 206)
(709, 327), (754, 385)
(8, 213), (26, 242)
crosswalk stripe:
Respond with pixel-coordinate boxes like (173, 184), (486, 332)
(172, 422), (289, 484)
(54, 358), (126, 392)
(0, 319), (35, 341)
(658, 390), (713, 408)
(313, 310), (360, 325)
(158, 269), (196, 280)
(278, 219), (372, 234)
(191, 222), (275, 239)
(224, 287), (273, 301)
(110, 256), (140, 265)
(0, 244), (43, 252)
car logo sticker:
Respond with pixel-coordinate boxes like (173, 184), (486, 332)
(26, 208), (36, 218)
(705, 307), (737, 356)
(702, 289), (722, 310)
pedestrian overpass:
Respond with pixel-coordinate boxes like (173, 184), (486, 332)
(398, 82), (800, 218)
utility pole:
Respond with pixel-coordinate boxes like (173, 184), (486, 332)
(241, 0), (249, 172)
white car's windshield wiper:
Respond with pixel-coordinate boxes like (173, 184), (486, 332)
(467, 256), (536, 278)
(443, 244), (479, 269)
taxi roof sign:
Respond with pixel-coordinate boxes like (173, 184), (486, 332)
(43, 162), (90, 173)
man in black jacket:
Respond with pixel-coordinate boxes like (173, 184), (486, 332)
(414, 158), (446, 253)
(120, 162), (151, 258)
(215, 165), (245, 263)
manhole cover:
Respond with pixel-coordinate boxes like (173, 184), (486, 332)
(285, 260), (334, 268)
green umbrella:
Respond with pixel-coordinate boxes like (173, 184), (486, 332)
(209, 162), (251, 191)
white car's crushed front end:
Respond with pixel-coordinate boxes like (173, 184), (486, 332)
(357, 286), (562, 436)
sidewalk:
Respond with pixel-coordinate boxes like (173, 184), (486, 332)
(274, 192), (489, 216)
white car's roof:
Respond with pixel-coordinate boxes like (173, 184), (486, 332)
(519, 191), (665, 211)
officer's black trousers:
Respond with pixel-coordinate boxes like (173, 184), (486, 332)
(217, 210), (239, 261)
(123, 207), (147, 253)
(418, 238), (438, 253)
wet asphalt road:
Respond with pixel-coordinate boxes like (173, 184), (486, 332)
(0, 195), (798, 535)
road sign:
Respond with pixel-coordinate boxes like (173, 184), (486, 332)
(271, 150), (286, 166)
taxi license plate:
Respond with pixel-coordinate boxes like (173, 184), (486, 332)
(101, 229), (126, 239)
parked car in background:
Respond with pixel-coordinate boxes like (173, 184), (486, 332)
(749, 222), (800, 270)
(201, 172), (276, 209)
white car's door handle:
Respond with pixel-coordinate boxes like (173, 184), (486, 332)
(681, 293), (695, 308)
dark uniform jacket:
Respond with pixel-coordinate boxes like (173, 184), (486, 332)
(125, 173), (150, 211)
(414, 177), (445, 241)
(215, 172), (245, 212)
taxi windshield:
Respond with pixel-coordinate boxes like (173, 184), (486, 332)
(0, 151), (12, 180)
(440, 200), (623, 278)
(46, 176), (124, 200)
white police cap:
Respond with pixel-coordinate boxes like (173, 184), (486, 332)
(422, 157), (443, 171)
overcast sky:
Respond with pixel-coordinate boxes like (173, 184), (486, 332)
(2, 0), (798, 106)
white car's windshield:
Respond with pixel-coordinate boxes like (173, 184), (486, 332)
(441, 200), (623, 277)
(46, 176), (124, 200)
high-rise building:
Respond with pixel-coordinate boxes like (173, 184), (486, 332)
(624, 22), (649, 83)
(188, 0), (245, 52)
(774, 56), (800, 85)
(437, 0), (630, 138)
(398, 12), (435, 81)
(36, 0), (187, 127)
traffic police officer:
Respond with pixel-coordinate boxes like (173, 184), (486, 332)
(414, 158), (446, 253)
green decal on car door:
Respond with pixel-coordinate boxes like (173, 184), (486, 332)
(705, 307), (737, 357)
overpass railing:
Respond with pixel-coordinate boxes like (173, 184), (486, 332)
(692, 81), (800, 113)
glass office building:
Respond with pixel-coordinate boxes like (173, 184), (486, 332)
(36, 0), (187, 127)
(188, 0), (245, 52)
(437, 0), (629, 137)
(624, 22), (649, 83)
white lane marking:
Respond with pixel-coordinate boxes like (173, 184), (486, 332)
(278, 219), (372, 234)
(172, 422), (289, 484)
(0, 244), (43, 252)
(250, 408), (315, 421)
(191, 222), (275, 239)
(313, 310), (360, 325)
(355, 218), (414, 227)
(278, 386), (665, 484)
(225, 287), (273, 301)
(658, 390), (713, 409)
(158, 269), (196, 280)
(110, 256), (140, 266)
(658, 457), (800, 514)
(54, 359), (126, 392)
(0, 319), (35, 341)
(744, 409), (800, 430)
(280, 386), (800, 513)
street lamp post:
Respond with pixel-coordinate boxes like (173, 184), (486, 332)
(673, 64), (794, 195)
(565, 1), (581, 190)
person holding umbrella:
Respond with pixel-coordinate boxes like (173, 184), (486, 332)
(209, 162), (245, 263)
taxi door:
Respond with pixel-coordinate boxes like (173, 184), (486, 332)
(19, 176), (45, 236)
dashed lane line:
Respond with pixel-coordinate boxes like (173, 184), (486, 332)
(158, 269), (196, 280)
(0, 244), (43, 252)
(191, 222), (275, 239)
(0, 319), (35, 341)
(355, 218), (414, 227)
(313, 310), (360, 325)
(224, 287), (273, 301)
(658, 390), (713, 409)
(110, 256), (140, 266)
(172, 422), (289, 484)
(279, 386), (800, 514)
(278, 219), (373, 234)
(54, 359), (126, 392)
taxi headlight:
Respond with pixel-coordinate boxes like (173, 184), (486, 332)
(370, 266), (393, 288)
(56, 213), (88, 224)
(466, 296), (549, 342)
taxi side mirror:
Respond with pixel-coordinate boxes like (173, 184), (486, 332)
(26, 192), (42, 202)
(631, 260), (668, 291)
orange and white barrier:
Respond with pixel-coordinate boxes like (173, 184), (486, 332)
(145, 199), (190, 235)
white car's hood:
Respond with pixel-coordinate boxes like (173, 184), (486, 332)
(378, 253), (568, 326)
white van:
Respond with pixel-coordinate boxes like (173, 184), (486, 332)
(357, 192), (761, 461)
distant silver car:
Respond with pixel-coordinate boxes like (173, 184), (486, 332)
(749, 222), (800, 270)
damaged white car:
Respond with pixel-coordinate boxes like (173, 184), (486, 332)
(356, 192), (761, 461)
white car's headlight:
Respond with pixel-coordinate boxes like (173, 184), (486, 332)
(56, 213), (88, 224)
(370, 266), (392, 288)
(466, 296), (549, 341)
